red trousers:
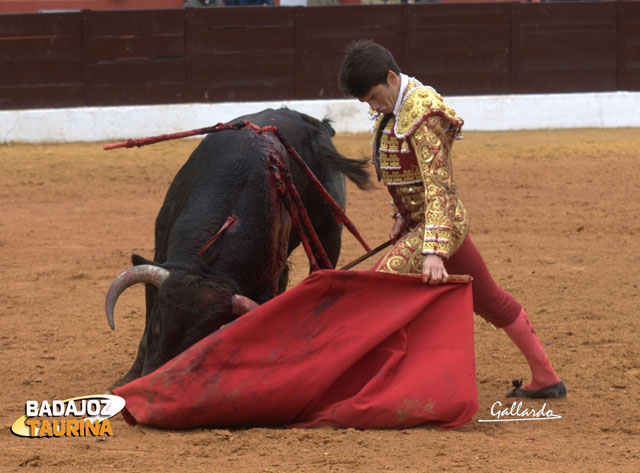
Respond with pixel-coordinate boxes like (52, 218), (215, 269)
(444, 236), (521, 328)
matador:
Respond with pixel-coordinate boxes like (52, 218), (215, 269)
(338, 40), (566, 399)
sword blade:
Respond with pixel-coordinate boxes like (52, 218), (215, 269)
(339, 238), (395, 270)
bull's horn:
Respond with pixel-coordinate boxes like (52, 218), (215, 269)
(231, 294), (259, 316)
(105, 265), (170, 330)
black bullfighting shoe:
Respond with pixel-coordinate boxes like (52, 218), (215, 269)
(506, 379), (567, 399)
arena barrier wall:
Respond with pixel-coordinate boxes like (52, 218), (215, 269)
(1, 2), (639, 111)
(2, 91), (639, 143)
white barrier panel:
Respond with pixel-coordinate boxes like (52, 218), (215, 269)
(1, 91), (639, 143)
(448, 91), (640, 131)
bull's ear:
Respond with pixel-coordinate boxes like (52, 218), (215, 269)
(131, 254), (154, 266)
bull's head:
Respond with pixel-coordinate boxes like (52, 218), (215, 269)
(105, 260), (258, 386)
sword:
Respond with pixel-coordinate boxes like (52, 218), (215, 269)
(339, 238), (395, 270)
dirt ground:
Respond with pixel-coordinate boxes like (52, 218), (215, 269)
(1, 128), (639, 472)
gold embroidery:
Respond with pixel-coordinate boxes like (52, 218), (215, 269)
(380, 169), (421, 184)
(373, 226), (426, 274)
(411, 121), (467, 258)
(396, 185), (419, 196)
(379, 151), (400, 169)
(381, 169), (422, 185)
(397, 186), (424, 218)
(395, 86), (463, 139)
(411, 209), (425, 223)
(381, 135), (401, 152)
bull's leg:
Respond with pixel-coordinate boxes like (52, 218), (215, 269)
(108, 336), (147, 391)
(314, 168), (346, 269)
(108, 283), (156, 391)
(314, 218), (343, 270)
(275, 263), (290, 295)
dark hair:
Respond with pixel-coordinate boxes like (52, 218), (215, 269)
(338, 40), (401, 99)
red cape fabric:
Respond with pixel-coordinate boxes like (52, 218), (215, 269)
(114, 270), (478, 430)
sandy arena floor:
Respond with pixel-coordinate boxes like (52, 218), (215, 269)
(1, 128), (639, 472)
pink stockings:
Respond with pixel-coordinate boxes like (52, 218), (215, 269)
(503, 309), (561, 390)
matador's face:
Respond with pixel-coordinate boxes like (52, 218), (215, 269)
(359, 70), (401, 115)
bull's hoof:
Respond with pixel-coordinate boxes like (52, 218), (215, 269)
(506, 379), (566, 399)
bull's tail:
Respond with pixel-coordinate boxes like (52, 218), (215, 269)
(316, 138), (373, 191)
(304, 116), (373, 190)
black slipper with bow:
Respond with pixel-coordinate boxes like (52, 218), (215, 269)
(506, 379), (567, 399)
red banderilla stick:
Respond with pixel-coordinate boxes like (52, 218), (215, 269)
(265, 127), (372, 253)
(271, 154), (333, 270)
(103, 121), (248, 150)
(103, 121), (372, 254)
(198, 215), (236, 255)
(268, 157), (321, 272)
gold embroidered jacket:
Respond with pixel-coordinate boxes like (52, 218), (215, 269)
(371, 79), (469, 258)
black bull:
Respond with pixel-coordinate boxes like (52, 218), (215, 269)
(105, 108), (371, 389)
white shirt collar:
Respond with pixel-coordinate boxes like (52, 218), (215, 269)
(392, 73), (410, 117)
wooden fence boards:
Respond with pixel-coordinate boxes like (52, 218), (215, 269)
(0, 1), (184, 14)
(0, 3), (638, 110)
(0, 10), (82, 35)
(404, 3), (512, 96)
(0, 12), (83, 108)
(187, 8), (296, 102)
(82, 9), (187, 105)
(294, 5), (404, 99)
(618, 1), (640, 90)
(513, 3), (617, 93)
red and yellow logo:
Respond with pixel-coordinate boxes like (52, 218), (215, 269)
(11, 395), (125, 438)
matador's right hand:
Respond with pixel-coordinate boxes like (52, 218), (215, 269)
(422, 254), (449, 285)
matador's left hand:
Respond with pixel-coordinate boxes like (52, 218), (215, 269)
(389, 214), (407, 241)
(422, 254), (449, 285)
